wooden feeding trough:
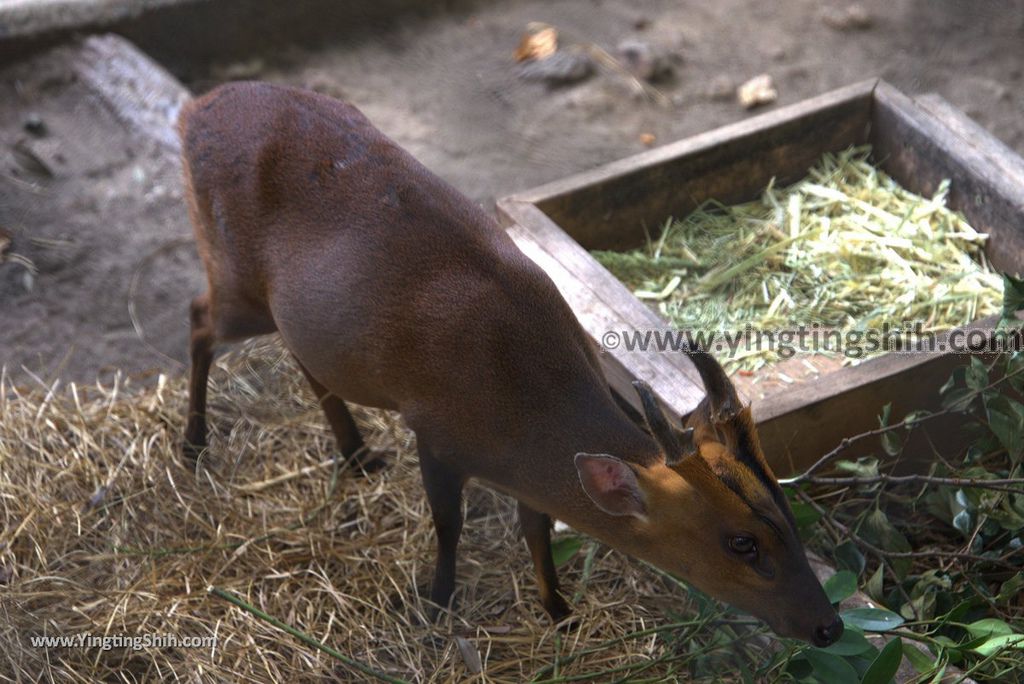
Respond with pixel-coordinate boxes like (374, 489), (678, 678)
(497, 79), (1024, 476)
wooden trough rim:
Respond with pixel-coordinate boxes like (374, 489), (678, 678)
(497, 77), (1024, 434)
(505, 78), (881, 208)
(504, 77), (1024, 213)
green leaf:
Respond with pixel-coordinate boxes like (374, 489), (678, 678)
(804, 648), (860, 684)
(824, 570), (859, 604)
(836, 457), (880, 478)
(841, 607), (905, 632)
(966, 618), (1014, 639)
(865, 565), (885, 603)
(878, 402), (893, 428)
(790, 501), (822, 530)
(550, 536), (584, 566)
(902, 409), (932, 425)
(964, 356), (989, 391)
(785, 654), (813, 680)
(927, 663), (949, 681)
(972, 633), (1024, 657)
(1007, 351), (1024, 394)
(861, 637), (902, 684)
(940, 387), (975, 412)
(990, 498), (1024, 530)
(834, 540), (866, 576)
(938, 367), (964, 397)
(817, 626), (876, 656)
(924, 488), (958, 529)
(880, 430), (903, 457)
(941, 599), (973, 626)
(1002, 273), (1024, 319)
(900, 593), (936, 622)
(952, 509), (974, 538)
(984, 394), (1024, 458)
(932, 635), (966, 665)
(902, 643), (937, 674)
(997, 572), (1024, 602)
(898, 571), (948, 622)
(860, 509), (912, 578)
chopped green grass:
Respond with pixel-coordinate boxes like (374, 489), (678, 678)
(593, 146), (1002, 369)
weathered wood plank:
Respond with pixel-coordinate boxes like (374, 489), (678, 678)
(752, 318), (1003, 476)
(72, 34), (188, 153)
(499, 199), (707, 421)
(510, 79), (877, 251)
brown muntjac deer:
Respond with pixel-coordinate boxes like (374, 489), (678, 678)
(178, 82), (843, 646)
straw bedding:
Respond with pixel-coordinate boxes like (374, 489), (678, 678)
(0, 338), (763, 683)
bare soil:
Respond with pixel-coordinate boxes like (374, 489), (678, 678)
(2, 0), (1023, 384)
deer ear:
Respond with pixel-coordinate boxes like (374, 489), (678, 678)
(574, 453), (647, 519)
(683, 344), (742, 423)
(632, 379), (683, 462)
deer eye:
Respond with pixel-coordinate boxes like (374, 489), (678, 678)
(728, 535), (757, 556)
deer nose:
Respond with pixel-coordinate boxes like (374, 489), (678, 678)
(813, 615), (845, 647)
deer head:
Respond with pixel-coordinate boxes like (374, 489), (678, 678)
(575, 346), (843, 646)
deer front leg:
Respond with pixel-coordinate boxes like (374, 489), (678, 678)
(518, 501), (571, 623)
(418, 445), (465, 620)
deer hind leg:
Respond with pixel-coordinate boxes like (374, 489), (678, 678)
(418, 444), (465, 620)
(518, 501), (572, 624)
(183, 293), (215, 463)
(182, 289), (276, 464)
(294, 359), (387, 472)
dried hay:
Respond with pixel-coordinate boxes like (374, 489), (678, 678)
(0, 338), (767, 682)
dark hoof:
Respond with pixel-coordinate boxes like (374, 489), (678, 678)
(555, 614), (580, 633)
(425, 602), (447, 624)
(182, 439), (207, 464)
(411, 600), (455, 629)
(546, 596), (576, 631)
(425, 584), (457, 625)
(342, 448), (392, 475)
(427, 593), (459, 622)
(398, 583), (455, 626)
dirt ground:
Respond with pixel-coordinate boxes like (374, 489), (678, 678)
(2, 0), (1023, 384)
(0, 38), (202, 386)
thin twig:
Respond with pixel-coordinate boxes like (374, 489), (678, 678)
(792, 473), (1024, 494)
(784, 362), (1024, 485)
(796, 491), (1021, 570)
(582, 43), (671, 106)
(127, 238), (193, 370)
